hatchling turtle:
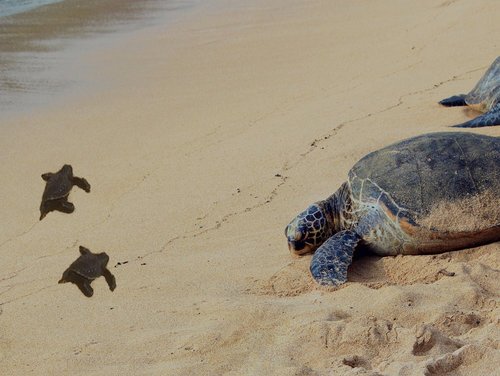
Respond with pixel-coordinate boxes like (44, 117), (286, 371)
(285, 132), (500, 286)
(439, 56), (500, 128)
(39, 164), (90, 220)
(59, 246), (116, 297)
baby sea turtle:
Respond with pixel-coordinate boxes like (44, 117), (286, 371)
(285, 132), (500, 286)
(40, 164), (90, 220)
(59, 246), (116, 297)
(439, 56), (500, 128)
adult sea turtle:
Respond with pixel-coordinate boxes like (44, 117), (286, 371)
(440, 56), (500, 128)
(59, 246), (116, 297)
(40, 164), (91, 220)
(285, 132), (500, 285)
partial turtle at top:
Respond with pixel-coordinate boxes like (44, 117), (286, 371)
(285, 132), (500, 286)
(39, 164), (90, 220)
(59, 246), (116, 297)
(439, 56), (500, 127)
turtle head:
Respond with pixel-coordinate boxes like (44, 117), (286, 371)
(58, 268), (71, 284)
(285, 202), (332, 255)
(61, 164), (73, 175)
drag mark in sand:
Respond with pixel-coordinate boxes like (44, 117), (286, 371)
(136, 174), (289, 261)
(0, 239), (81, 306)
(0, 222), (38, 251)
(288, 65), (488, 171)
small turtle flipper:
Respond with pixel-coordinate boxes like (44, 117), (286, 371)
(59, 199), (75, 214)
(77, 280), (94, 298)
(59, 270), (94, 297)
(102, 268), (116, 291)
(39, 201), (54, 220)
(310, 230), (361, 286)
(39, 199), (73, 220)
(452, 103), (500, 128)
(72, 176), (91, 193)
(79, 245), (91, 255)
(41, 172), (54, 181)
(439, 94), (467, 107)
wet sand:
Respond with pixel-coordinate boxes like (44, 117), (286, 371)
(0, 0), (498, 374)
(0, 0), (198, 117)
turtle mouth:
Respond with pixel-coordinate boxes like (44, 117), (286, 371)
(285, 223), (315, 255)
(288, 240), (314, 256)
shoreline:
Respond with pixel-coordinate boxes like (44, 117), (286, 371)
(0, 0), (201, 120)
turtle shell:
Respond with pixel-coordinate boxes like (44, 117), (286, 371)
(465, 56), (500, 112)
(43, 165), (74, 201)
(347, 132), (500, 225)
(67, 248), (109, 280)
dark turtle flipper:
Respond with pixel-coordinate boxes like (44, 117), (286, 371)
(439, 94), (467, 107)
(39, 201), (53, 220)
(310, 230), (361, 286)
(77, 281), (94, 297)
(72, 176), (91, 193)
(59, 270), (94, 297)
(102, 268), (117, 291)
(41, 172), (54, 181)
(79, 246), (91, 255)
(452, 104), (500, 128)
(40, 199), (74, 219)
(59, 200), (75, 214)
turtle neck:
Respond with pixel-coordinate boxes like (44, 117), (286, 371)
(322, 182), (353, 234)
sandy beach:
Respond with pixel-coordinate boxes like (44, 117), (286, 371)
(0, 0), (499, 374)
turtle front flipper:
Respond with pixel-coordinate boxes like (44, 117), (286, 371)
(439, 94), (467, 107)
(310, 230), (361, 286)
(452, 103), (500, 128)
(41, 172), (54, 181)
(102, 268), (117, 291)
(72, 176), (91, 192)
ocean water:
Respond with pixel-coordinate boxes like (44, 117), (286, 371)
(0, 0), (199, 120)
(0, 0), (64, 18)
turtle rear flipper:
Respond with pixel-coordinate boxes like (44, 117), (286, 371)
(76, 280), (94, 297)
(310, 230), (361, 286)
(72, 176), (91, 193)
(452, 103), (500, 128)
(40, 199), (74, 220)
(40, 201), (53, 220)
(59, 270), (94, 297)
(59, 200), (75, 214)
(439, 94), (467, 107)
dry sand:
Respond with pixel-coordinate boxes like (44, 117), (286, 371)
(0, 0), (499, 375)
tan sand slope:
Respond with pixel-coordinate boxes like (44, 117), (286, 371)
(0, 0), (499, 375)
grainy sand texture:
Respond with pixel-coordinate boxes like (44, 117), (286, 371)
(0, 0), (499, 375)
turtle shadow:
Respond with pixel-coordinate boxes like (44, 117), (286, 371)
(462, 107), (482, 118)
(348, 246), (458, 288)
(348, 247), (387, 287)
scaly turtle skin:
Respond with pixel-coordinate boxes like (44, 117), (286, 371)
(40, 164), (90, 220)
(285, 132), (500, 286)
(440, 56), (500, 128)
(59, 246), (116, 297)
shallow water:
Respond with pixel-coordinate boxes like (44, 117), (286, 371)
(0, 0), (64, 18)
(0, 0), (199, 121)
